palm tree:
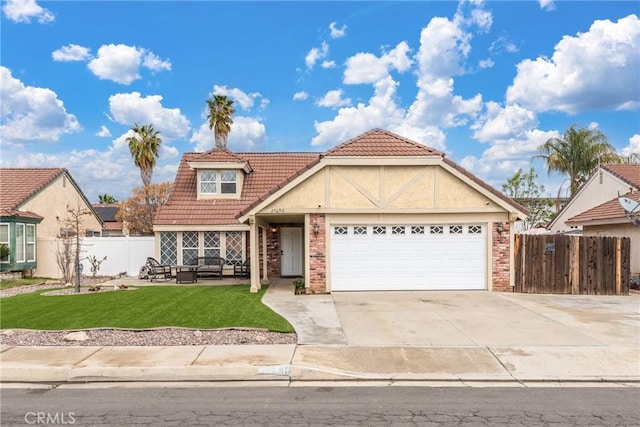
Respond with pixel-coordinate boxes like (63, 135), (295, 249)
(536, 125), (621, 196)
(126, 123), (162, 186)
(206, 95), (235, 148)
(98, 194), (118, 204)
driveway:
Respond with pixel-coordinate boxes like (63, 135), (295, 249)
(331, 291), (640, 347)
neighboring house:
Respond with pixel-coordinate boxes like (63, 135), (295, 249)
(548, 164), (640, 233)
(566, 190), (640, 276)
(0, 168), (103, 278)
(155, 129), (527, 293)
(93, 203), (126, 236)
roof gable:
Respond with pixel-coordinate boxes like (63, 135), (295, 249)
(0, 168), (65, 218)
(602, 164), (640, 189)
(567, 191), (640, 225)
(191, 148), (247, 163)
(323, 128), (443, 157)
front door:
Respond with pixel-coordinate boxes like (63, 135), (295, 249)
(280, 227), (303, 276)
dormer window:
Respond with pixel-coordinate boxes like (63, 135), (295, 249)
(197, 169), (242, 199)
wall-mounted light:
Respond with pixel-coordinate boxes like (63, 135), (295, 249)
(496, 222), (504, 235)
(313, 223), (320, 235)
(269, 226), (278, 234)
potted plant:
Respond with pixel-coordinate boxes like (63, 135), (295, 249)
(292, 279), (305, 295)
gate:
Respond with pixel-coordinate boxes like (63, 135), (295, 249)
(514, 234), (630, 295)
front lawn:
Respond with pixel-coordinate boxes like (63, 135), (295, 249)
(0, 277), (47, 290)
(0, 285), (293, 333)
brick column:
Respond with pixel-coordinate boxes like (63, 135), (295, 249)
(308, 213), (326, 293)
(492, 222), (512, 292)
(266, 225), (279, 279)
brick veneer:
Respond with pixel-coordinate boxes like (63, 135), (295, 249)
(492, 222), (512, 292)
(308, 213), (327, 293)
(266, 226), (280, 279)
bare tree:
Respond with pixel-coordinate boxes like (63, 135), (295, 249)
(56, 206), (92, 292)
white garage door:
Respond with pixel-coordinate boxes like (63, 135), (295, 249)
(330, 224), (486, 291)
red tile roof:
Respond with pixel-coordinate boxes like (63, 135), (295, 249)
(601, 164), (640, 189)
(155, 152), (320, 225)
(323, 128), (443, 157)
(191, 148), (248, 163)
(567, 191), (640, 224)
(0, 168), (66, 219)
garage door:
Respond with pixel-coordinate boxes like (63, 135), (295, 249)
(330, 224), (486, 291)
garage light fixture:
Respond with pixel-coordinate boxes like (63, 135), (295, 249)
(496, 222), (504, 235)
(313, 223), (320, 235)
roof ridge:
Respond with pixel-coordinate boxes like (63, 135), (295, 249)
(601, 163), (640, 188)
(323, 128), (443, 157)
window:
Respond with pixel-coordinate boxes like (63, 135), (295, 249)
(411, 226), (425, 235)
(392, 226), (405, 235)
(449, 225), (463, 234)
(200, 170), (239, 196)
(26, 224), (36, 262)
(0, 223), (9, 263)
(334, 226), (348, 235)
(200, 171), (217, 193)
(15, 224), (25, 263)
(353, 226), (367, 235)
(373, 226), (386, 235)
(225, 231), (243, 265)
(204, 231), (221, 258)
(220, 171), (237, 194)
(469, 225), (482, 234)
(160, 232), (177, 265)
(182, 231), (199, 265)
(430, 226), (443, 235)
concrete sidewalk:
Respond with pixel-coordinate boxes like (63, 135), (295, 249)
(2, 343), (639, 384)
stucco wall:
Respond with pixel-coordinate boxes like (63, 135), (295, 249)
(20, 174), (102, 238)
(582, 223), (640, 275)
(550, 171), (636, 233)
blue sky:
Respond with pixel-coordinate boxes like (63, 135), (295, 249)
(1, 0), (639, 202)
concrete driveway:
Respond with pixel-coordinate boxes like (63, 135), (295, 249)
(331, 291), (640, 347)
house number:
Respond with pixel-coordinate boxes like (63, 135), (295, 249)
(270, 208), (285, 214)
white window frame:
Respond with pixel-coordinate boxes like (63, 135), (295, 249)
(15, 223), (25, 263)
(26, 224), (36, 262)
(0, 223), (9, 263)
(198, 170), (242, 199)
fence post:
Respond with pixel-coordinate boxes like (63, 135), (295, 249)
(569, 236), (580, 294)
(615, 238), (622, 295)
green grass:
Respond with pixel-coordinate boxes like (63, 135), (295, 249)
(0, 277), (47, 290)
(0, 285), (294, 333)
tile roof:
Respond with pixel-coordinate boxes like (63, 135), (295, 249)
(0, 168), (65, 219)
(601, 164), (640, 189)
(155, 152), (320, 225)
(191, 148), (247, 163)
(323, 128), (443, 157)
(567, 191), (640, 224)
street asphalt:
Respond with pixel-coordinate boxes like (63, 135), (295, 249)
(1, 278), (638, 386)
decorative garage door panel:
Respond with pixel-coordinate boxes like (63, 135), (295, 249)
(330, 225), (486, 291)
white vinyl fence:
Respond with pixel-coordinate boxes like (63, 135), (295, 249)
(80, 236), (155, 277)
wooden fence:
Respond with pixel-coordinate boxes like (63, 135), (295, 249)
(514, 234), (630, 295)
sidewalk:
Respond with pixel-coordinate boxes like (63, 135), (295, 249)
(1, 279), (639, 386)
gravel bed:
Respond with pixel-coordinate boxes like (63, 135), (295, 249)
(0, 328), (297, 346)
(1, 278), (298, 346)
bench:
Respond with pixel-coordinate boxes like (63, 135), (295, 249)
(189, 256), (225, 279)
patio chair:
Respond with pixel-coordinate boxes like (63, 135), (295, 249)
(234, 258), (250, 279)
(146, 257), (172, 282)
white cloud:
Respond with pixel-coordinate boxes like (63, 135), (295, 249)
(142, 51), (172, 72)
(2, 0), (54, 24)
(190, 116), (266, 152)
(343, 41), (412, 84)
(478, 58), (494, 69)
(87, 44), (171, 85)
(305, 42), (329, 69)
(621, 134), (640, 157)
(329, 22), (347, 38)
(52, 44), (91, 62)
(471, 102), (539, 143)
(539, 0), (556, 11)
(506, 14), (640, 114)
(321, 60), (336, 69)
(0, 66), (81, 144)
(293, 91), (309, 101)
(95, 125), (112, 138)
(212, 85), (267, 111)
(108, 92), (190, 140)
(316, 89), (352, 108)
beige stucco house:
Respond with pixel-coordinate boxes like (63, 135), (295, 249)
(154, 129), (528, 293)
(0, 168), (103, 278)
(548, 164), (640, 233)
